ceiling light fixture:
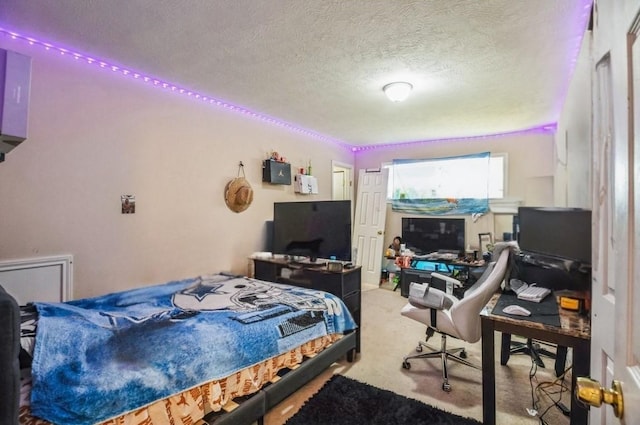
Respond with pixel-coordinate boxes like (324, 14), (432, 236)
(383, 81), (413, 102)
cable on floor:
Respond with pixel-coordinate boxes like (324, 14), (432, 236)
(528, 355), (540, 417)
(535, 365), (572, 424)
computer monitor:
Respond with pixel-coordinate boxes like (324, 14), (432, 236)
(517, 207), (591, 264)
(516, 207), (592, 291)
(401, 217), (465, 255)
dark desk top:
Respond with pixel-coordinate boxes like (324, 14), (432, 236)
(411, 256), (485, 267)
(252, 256), (361, 274)
(482, 292), (591, 340)
(450, 259), (485, 267)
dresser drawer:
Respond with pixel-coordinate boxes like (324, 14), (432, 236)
(341, 270), (361, 295)
(341, 291), (360, 314)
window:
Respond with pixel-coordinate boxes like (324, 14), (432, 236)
(383, 153), (505, 201)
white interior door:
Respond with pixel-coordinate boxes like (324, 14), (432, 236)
(588, 1), (640, 423)
(332, 161), (353, 202)
(352, 168), (389, 286)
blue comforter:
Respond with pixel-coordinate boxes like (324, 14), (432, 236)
(30, 274), (357, 425)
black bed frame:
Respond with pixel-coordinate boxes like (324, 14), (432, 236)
(205, 332), (356, 424)
(0, 284), (356, 425)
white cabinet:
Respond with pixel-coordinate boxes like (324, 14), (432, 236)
(294, 174), (318, 194)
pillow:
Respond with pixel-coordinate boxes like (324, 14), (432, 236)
(18, 304), (37, 370)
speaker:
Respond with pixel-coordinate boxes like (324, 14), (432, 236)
(512, 214), (520, 243)
(327, 261), (343, 272)
(264, 220), (273, 252)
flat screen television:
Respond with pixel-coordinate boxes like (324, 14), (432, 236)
(401, 217), (465, 256)
(517, 207), (592, 264)
(272, 200), (352, 262)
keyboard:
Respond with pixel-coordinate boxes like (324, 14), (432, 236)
(516, 285), (551, 303)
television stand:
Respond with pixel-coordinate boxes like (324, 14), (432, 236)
(251, 257), (361, 360)
(288, 258), (325, 268)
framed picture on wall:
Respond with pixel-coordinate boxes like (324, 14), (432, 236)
(478, 232), (493, 253)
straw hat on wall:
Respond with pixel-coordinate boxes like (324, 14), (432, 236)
(224, 177), (253, 213)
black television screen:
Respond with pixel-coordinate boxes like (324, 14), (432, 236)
(401, 217), (465, 255)
(272, 200), (352, 262)
(517, 207), (592, 264)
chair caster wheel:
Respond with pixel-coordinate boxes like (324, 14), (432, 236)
(460, 350), (467, 359)
(402, 361), (411, 369)
(442, 382), (451, 392)
(416, 345), (423, 352)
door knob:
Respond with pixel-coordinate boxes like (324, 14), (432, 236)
(576, 377), (624, 418)
(377, 230), (383, 235)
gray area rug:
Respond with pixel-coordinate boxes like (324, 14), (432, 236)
(285, 374), (481, 425)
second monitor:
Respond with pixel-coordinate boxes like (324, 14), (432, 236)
(402, 217), (465, 256)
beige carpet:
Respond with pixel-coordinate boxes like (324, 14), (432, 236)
(264, 285), (572, 424)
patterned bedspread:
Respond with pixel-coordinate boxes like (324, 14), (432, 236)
(30, 274), (357, 425)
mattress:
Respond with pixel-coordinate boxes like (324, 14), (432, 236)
(16, 273), (357, 425)
(19, 334), (342, 425)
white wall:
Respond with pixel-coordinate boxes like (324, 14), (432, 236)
(0, 39), (354, 298)
(0, 33), (592, 297)
(556, 31), (592, 208)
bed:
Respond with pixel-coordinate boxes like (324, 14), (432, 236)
(0, 272), (358, 425)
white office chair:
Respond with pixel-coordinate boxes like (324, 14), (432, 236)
(400, 245), (512, 391)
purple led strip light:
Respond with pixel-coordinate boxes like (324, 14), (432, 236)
(0, 1), (591, 155)
(0, 27), (351, 150)
(352, 124), (558, 153)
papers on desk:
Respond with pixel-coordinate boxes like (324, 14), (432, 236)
(415, 252), (459, 261)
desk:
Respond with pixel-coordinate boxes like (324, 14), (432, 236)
(398, 256), (485, 297)
(411, 254), (485, 272)
(480, 293), (591, 425)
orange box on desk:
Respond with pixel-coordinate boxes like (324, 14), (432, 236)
(559, 296), (582, 311)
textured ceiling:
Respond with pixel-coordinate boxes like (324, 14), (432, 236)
(0, 0), (592, 147)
